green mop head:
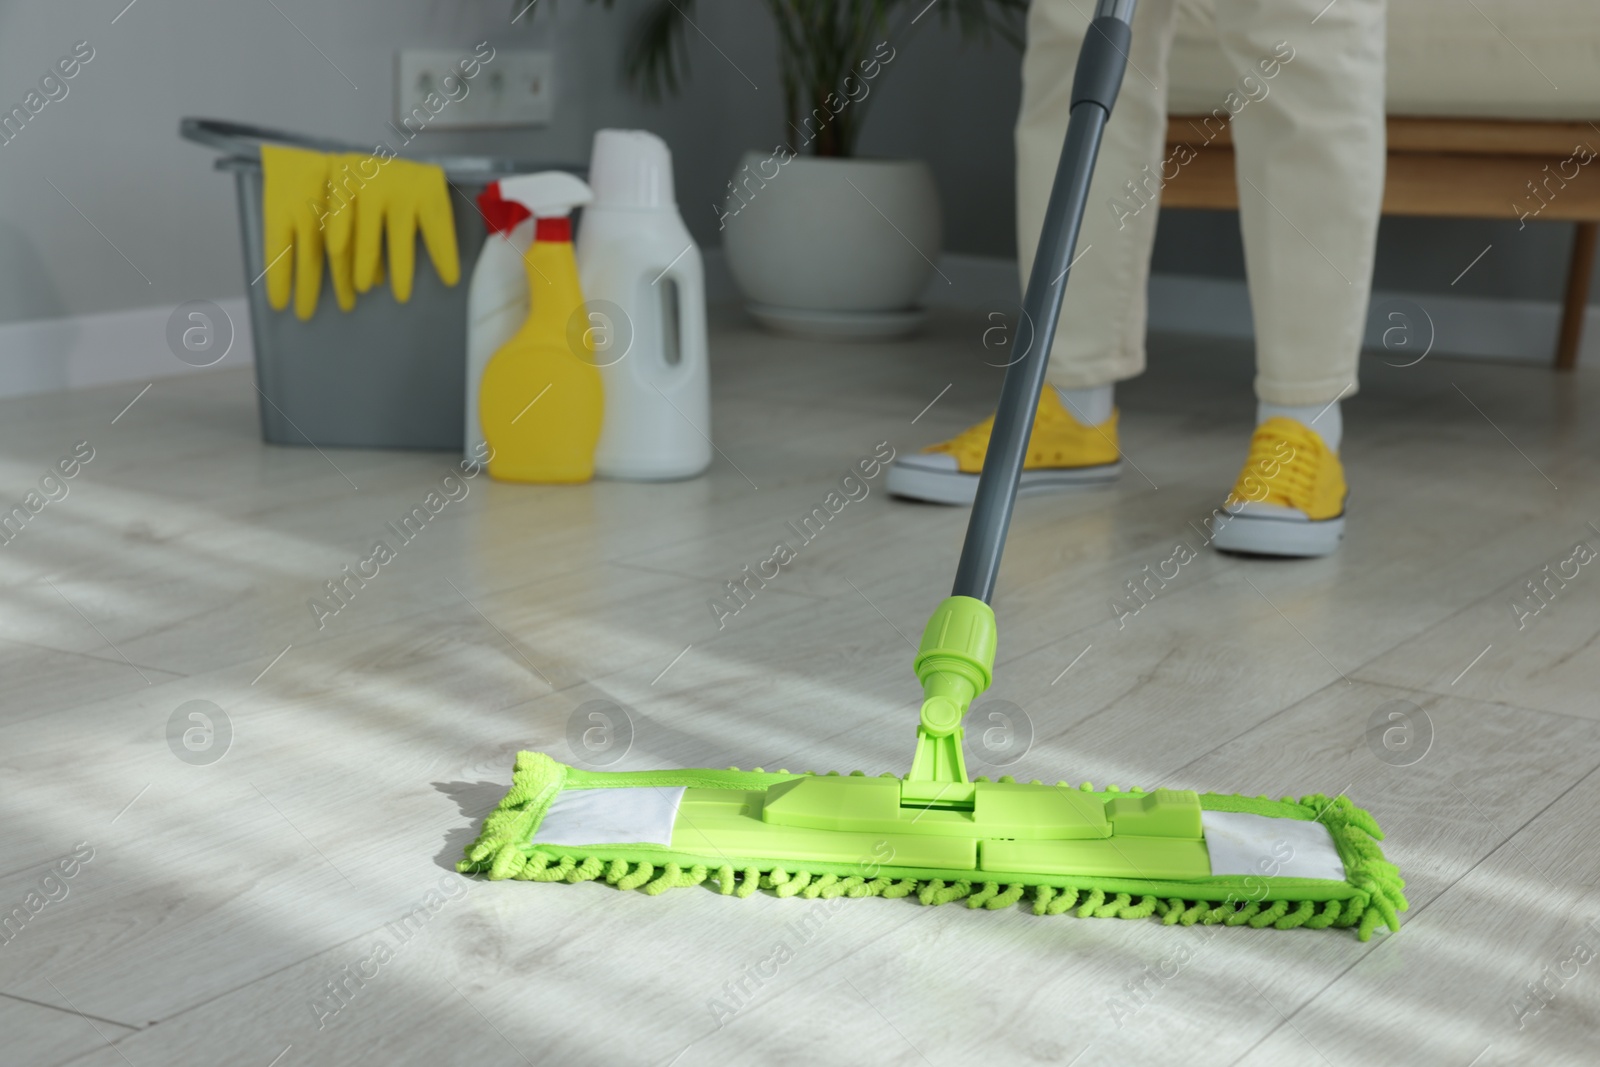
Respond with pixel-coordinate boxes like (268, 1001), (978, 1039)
(458, 753), (1405, 940)
(460, 600), (1406, 941)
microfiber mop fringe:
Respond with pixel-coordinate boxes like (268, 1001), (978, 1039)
(459, 752), (1408, 941)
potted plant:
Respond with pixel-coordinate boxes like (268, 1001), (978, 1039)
(587, 0), (1024, 338)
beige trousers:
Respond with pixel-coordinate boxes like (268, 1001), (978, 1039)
(1016, 0), (1386, 405)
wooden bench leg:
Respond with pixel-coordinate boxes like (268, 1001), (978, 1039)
(1556, 221), (1598, 371)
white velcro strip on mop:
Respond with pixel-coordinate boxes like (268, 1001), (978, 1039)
(531, 786), (686, 847)
(1201, 810), (1346, 882)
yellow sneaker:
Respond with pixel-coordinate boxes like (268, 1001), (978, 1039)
(1210, 417), (1347, 557)
(886, 387), (1122, 505)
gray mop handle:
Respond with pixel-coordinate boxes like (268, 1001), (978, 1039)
(951, 0), (1136, 605)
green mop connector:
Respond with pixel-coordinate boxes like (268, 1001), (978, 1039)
(914, 596), (997, 734)
(904, 596), (996, 806)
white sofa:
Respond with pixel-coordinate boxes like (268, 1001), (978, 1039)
(1167, 0), (1600, 118)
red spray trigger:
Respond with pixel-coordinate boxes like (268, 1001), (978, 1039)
(477, 182), (533, 236)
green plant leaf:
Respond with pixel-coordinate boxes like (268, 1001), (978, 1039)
(581, 0), (1026, 155)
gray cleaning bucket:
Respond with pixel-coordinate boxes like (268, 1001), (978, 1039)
(182, 118), (578, 450)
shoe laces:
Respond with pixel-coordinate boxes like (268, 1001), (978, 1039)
(1230, 419), (1325, 509)
(927, 393), (1076, 463)
(929, 413), (997, 463)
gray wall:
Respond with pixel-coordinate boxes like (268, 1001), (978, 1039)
(0, 0), (1590, 325)
(0, 1), (619, 323)
(0, 0), (1021, 326)
(634, 3), (1024, 257)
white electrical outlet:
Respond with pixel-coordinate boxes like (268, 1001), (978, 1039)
(396, 48), (553, 129)
(484, 50), (554, 126)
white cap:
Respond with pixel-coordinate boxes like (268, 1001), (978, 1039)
(497, 171), (593, 217)
(589, 129), (675, 209)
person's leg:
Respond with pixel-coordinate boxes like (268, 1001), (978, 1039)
(1017, 0), (1179, 395)
(1208, 0), (1385, 556)
(888, 0), (1179, 506)
(1218, 0), (1385, 409)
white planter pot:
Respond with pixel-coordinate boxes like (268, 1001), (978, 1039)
(721, 153), (941, 339)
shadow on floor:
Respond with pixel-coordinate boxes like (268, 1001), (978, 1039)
(431, 780), (508, 873)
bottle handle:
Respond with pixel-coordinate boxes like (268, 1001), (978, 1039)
(652, 248), (706, 384)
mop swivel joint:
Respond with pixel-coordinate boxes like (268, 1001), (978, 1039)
(904, 597), (997, 802)
(913, 596), (997, 735)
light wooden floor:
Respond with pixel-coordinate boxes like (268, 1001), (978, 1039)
(3, 307), (1599, 1067)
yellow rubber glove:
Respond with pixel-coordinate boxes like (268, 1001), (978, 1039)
(260, 144), (333, 320)
(322, 153), (374, 313)
(350, 158), (461, 303)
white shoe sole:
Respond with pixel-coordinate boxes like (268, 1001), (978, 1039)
(1210, 511), (1345, 557)
(885, 461), (1122, 506)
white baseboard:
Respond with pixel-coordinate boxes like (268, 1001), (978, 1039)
(711, 248), (1598, 365)
(1146, 272), (1600, 366)
(0, 297), (253, 401)
(2, 256), (1592, 402)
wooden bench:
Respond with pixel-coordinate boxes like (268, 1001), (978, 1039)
(1162, 116), (1600, 370)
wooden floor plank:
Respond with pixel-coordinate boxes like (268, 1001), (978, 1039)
(0, 995), (136, 1067)
(4, 309), (1600, 1065)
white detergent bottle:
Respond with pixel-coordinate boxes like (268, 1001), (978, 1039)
(464, 181), (536, 463)
(576, 129), (711, 481)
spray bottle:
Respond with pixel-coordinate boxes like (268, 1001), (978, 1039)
(477, 172), (602, 483)
(576, 130), (711, 480)
(464, 181), (534, 463)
